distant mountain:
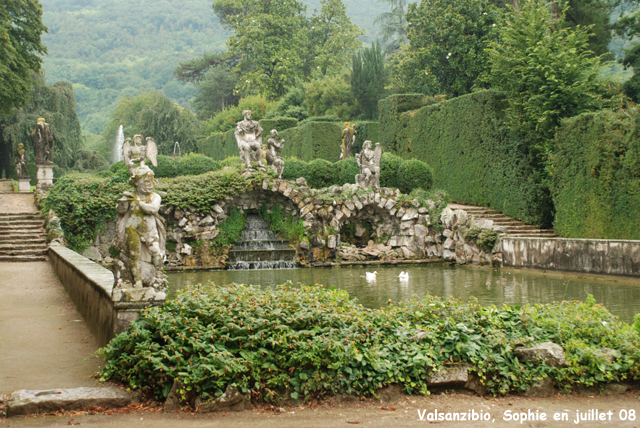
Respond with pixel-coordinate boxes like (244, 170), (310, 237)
(40, 0), (388, 135)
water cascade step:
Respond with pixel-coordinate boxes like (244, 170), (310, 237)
(227, 214), (298, 270)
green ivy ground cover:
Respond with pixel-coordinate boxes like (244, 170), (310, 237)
(99, 284), (640, 403)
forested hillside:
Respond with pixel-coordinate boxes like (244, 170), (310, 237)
(39, 0), (386, 135)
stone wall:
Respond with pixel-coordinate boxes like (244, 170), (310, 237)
(499, 237), (640, 277)
(48, 245), (159, 346)
(81, 175), (500, 270)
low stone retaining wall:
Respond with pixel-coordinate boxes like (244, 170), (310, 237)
(48, 246), (160, 346)
(499, 237), (640, 277)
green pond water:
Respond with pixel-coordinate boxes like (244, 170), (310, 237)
(166, 264), (640, 323)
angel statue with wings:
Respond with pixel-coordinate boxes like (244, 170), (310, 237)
(356, 140), (383, 189)
(123, 134), (158, 173)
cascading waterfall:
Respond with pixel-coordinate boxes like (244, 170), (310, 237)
(228, 214), (298, 270)
(112, 125), (125, 164)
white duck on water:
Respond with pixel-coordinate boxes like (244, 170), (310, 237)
(366, 271), (378, 281)
(399, 271), (409, 280)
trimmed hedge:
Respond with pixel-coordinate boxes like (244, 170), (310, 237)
(279, 121), (343, 162)
(379, 91), (552, 227)
(553, 110), (640, 239)
(260, 117), (299, 132)
(352, 121), (379, 154)
(196, 129), (237, 160)
(109, 154), (220, 180)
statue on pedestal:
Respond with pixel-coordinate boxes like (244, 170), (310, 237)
(32, 118), (54, 165)
(123, 134), (158, 174)
(235, 110), (264, 169)
(355, 140), (382, 189)
(14, 143), (29, 179)
(112, 163), (167, 302)
(266, 129), (285, 178)
(340, 122), (357, 160)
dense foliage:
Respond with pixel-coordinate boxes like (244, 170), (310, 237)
(394, 0), (501, 97)
(379, 91), (553, 227)
(484, 0), (609, 160)
(99, 284), (640, 402)
(109, 154), (221, 181)
(97, 91), (201, 162)
(553, 110), (640, 239)
(351, 42), (387, 119)
(217, 0), (362, 98)
(0, 75), (83, 180)
(0, 0), (48, 118)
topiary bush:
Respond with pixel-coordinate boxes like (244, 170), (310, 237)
(281, 157), (309, 182)
(306, 159), (335, 189)
(380, 152), (403, 189)
(397, 159), (433, 193)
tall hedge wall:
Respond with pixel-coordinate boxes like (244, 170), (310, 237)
(553, 111), (640, 239)
(379, 91), (551, 226)
(196, 129), (237, 160)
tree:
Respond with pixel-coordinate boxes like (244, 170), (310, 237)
(191, 64), (240, 119)
(0, 0), (48, 118)
(351, 42), (387, 120)
(224, 0), (308, 98)
(0, 74), (83, 179)
(304, 73), (359, 120)
(484, 0), (607, 153)
(98, 91), (201, 162)
(374, 0), (408, 55)
(395, 0), (502, 97)
(307, 0), (364, 76)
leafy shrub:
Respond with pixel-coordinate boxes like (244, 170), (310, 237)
(464, 227), (500, 253)
(213, 209), (246, 247)
(335, 158), (359, 185)
(397, 159), (433, 193)
(99, 285), (640, 403)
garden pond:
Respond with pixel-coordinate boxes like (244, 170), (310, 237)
(167, 264), (640, 323)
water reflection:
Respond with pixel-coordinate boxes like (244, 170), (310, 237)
(166, 264), (640, 323)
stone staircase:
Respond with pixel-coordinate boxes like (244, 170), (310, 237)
(0, 212), (48, 261)
(449, 203), (556, 238)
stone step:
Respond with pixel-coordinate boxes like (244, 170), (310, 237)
(0, 248), (47, 256)
(0, 211), (40, 217)
(0, 220), (44, 227)
(0, 243), (48, 251)
(0, 255), (47, 262)
(0, 231), (45, 243)
(0, 226), (44, 233)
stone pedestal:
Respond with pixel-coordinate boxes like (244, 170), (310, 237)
(18, 178), (31, 192)
(36, 164), (53, 191)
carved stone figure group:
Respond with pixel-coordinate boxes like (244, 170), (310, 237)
(235, 110), (264, 170)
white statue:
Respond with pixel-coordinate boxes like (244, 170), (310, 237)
(234, 110), (263, 169)
(356, 140), (382, 189)
(122, 134), (158, 174)
(266, 129), (285, 178)
(113, 163), (166, 299)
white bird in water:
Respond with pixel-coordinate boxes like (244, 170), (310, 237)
(399, 271), (409, 280)
(366, 271), (378, 281)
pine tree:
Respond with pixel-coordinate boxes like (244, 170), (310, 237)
(351, 42), (387, 120)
